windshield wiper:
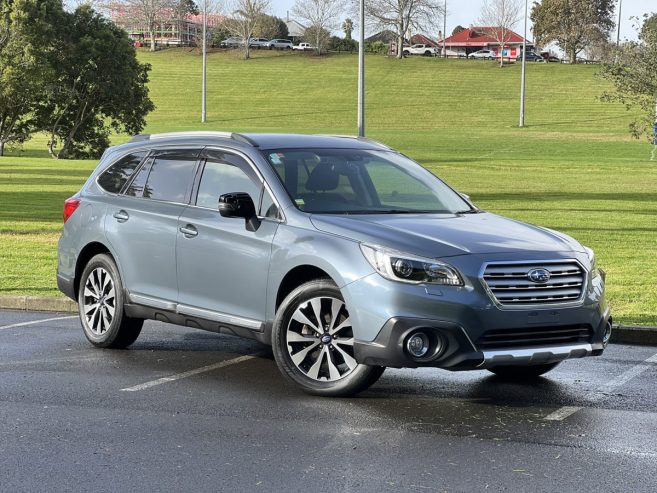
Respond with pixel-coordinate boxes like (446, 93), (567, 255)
(455, 208), (481, 214)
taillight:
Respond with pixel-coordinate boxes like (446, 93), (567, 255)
(63, 197), (81, 223)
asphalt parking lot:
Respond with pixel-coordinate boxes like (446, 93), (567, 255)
(1, 309), (656, 492)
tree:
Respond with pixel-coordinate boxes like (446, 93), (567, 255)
(302, 25), (331, 53)
(600, 14), (657, 142)
(36, 6), (154, 158)
(478, 0), (522, 67)
(531, 0), (615, 64)
(365, 0), (444, 59)
(452, 25), (465, 36)
(224, 0), (270, 59)
(641, 13), (657, 40)
(342, 17), (353, 40)
(253, 14), (288, 39)
(0, 0), (64, 157)
(292, 0), (344, 55)
(120, 0), (177, 51)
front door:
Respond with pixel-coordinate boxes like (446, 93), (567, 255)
(176, 149), (280, 327)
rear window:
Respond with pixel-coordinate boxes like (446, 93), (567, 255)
(97, 152), (147, 194)
(141, 151), (199, 203)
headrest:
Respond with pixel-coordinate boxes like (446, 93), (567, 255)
(305, 164), (340, 192)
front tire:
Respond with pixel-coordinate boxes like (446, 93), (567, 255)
(488, 362), (560, 379)
(78, 253), (143, 349)
(272, 279), (384, 396)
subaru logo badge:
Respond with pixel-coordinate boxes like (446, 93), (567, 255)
(528, 268), (551, 283)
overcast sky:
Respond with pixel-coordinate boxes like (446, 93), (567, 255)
(271, 0), (655, 42)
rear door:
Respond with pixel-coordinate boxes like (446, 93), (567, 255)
(105, 149), (201, 304)
(176, 149), (281, 326)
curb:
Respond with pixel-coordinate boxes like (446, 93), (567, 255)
(610, 325), (657, 347)
(0, 295), (78, 314)
(1, 295), (656, 346)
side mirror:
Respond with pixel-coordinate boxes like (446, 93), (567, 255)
(218, 192), (260, 231)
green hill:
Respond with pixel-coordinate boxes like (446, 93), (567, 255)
(1, 49), (655, 325)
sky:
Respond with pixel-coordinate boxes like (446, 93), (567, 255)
(271, 0), (655, 42)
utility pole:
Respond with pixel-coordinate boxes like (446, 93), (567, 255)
(201, 0), (207, 123)
(357, 0), (365, 137)
(519, 0), (528, 128)
(616, 0), (622, 46)
(443, 0), (447, 58)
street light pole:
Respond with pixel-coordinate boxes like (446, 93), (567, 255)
(201, 0), (207, 123)
(519, 0), (528, 128)
(616, 0), (622, 46)
(357, 0), (365, 137)
(443, 0), (447, 58)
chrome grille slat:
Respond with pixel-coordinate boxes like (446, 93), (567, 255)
(482, 260), (585, 307)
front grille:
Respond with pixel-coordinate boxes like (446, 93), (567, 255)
(482, 260), (585, 306)
(475, 324), (594, 350)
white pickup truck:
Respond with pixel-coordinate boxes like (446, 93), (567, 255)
(402, 44), (439, 56)
(293, 42), (316, 51)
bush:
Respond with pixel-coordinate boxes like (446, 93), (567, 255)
(364, 41), (389, 55)
(329, 36), (358, 53)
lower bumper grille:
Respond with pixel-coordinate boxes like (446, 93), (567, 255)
(475, 324), (594, 350)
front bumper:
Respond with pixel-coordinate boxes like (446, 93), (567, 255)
(353, 315), (610, 370)
(346, 251), (610, 370)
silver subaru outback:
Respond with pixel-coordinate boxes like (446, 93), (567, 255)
(57, 132), (611, 396)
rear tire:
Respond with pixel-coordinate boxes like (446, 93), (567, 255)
(78, 253), (143, 349)
(488, 362), (560, 379)
(272, 279), (385, 396)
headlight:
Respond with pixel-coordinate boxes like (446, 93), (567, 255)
(584, 246), (600, 279)
(360, 244), (463, 286)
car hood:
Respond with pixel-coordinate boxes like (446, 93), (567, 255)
(309, 212), (584, 259)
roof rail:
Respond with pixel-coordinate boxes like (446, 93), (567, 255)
(130, 131), (232, 142)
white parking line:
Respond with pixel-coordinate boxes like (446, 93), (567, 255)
(545, 351), (657, 421)
(0, 315), (78, 330)
(120, 353), (265, 392)
(544, 406), (582, 421)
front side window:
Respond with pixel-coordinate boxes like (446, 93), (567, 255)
(196, 151), (280, 219)
(141, 151), (199, 202)
(263, 148), (471, 214)
(97, 151), (147, 193)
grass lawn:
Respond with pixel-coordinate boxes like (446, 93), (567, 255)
(1, 49), (655, 325)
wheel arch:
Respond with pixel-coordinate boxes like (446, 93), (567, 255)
(74, 242), (115, 298)
(275, 264), (334, 311)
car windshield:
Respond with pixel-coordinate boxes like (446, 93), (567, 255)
(263, 148), (473, 214)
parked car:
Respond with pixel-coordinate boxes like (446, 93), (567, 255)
(516, 51), (545, 62)
(248, 38), (269, 48)
(540, 52), (561, 62)
(402, 44), (438, 56)
(293, 42), (315, 51)
(220, 37), (244, 48)
(57, 132), (611, 397)
(468, 49), (496, 59)
(267, 39), (293, 50)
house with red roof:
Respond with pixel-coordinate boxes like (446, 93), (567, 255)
(439, 27), (533, 58)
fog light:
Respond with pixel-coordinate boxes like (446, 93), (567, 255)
(406, 332), (430, 358)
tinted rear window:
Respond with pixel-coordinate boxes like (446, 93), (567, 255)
(141, 151), (199, 203)
(97, 152), (147, 193)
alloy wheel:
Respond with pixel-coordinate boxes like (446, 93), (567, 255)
(286, 296), (357, 382)
(82, 267), (116, 335)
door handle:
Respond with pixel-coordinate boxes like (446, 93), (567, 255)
(179, 224), (198, 238)
(113, 210), (129, 222)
